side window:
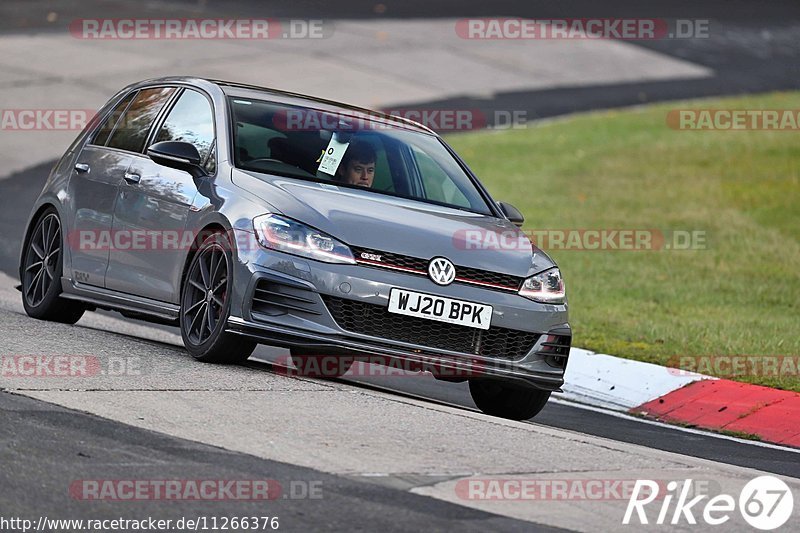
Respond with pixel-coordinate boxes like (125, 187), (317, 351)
(92, 92), (136, 146)
(412, 146), (471, 208)
(154, 90), (215, 169)
(107, 87), (176, 153)
(365, 139), (393, 192)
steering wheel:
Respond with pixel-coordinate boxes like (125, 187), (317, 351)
(245, 157), (314, 177)
(247, 158), (285, 165)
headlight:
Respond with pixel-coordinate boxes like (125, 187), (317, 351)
(519, 268), (565, 304)
(253, 214), (355, 264)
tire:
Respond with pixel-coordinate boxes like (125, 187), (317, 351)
(469, 379), (551, 420)
(290, 349), (354, 378)
(180, 232), (256, 363)
(20, 207), (85, 324)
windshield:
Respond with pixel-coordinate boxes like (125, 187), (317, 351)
(228, 97), (494, 215)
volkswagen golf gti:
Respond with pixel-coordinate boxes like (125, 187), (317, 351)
(19, 77), (571, 420)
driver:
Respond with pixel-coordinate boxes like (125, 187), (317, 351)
(335, 141), (376, 188)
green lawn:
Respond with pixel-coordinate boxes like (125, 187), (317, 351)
(446, 92), (800, 391)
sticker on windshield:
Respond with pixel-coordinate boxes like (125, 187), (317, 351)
(318, 135), (350, 176)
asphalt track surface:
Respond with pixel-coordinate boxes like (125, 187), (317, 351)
(2, 1), (800, 530)
(2, 392), (555, 532)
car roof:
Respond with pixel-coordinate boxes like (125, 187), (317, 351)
(129, 76), (437, 136)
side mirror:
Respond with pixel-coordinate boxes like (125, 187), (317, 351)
(498, 201), (524, 227)
(147, 141), (205, 177)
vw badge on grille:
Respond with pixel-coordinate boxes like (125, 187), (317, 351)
(428, 257), (456, 286)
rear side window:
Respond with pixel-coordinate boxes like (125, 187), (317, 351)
(107, 87), (176, 153)
(92, 92), (135, 146)
(154, 90), (215, 168)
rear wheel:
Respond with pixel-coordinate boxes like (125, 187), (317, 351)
(180, 232), (255, 363)
(469, 379), (551, 420)
(20, 208), (85, 324)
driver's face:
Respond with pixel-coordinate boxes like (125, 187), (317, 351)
(341, 159), (375, 187)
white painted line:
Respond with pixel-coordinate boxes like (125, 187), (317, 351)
(561, 348), (714, 410)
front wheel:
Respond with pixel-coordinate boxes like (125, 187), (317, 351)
(469, 379), (551, 420)
(180, 232), (256, 363)
(20, 208), (85, 324)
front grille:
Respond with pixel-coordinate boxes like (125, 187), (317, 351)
(356, 249), (427, 271)
(352, 247), (524, 292)
(322, 296), (539, 360)
(456, 266), (523, 290)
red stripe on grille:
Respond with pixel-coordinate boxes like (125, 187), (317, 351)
(356, 258), (519, 291)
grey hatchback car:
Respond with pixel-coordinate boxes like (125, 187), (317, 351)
(20, 77), (570, 420)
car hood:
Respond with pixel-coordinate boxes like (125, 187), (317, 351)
(233, 170), (555, 277)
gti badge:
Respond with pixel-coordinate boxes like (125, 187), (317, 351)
(360, 252), (382, 262)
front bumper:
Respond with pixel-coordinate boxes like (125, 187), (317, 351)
(226, 247), (571, 391)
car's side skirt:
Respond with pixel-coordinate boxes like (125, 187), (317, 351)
(60, 277), (180, 323)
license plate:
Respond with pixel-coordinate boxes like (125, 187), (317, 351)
(387, 288), (492, 330)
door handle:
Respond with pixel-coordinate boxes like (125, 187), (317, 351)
(124, 172), (141, 184)
(74, 163), (90, 173)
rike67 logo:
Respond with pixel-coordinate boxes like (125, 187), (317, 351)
(624, 476), (794, 529)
